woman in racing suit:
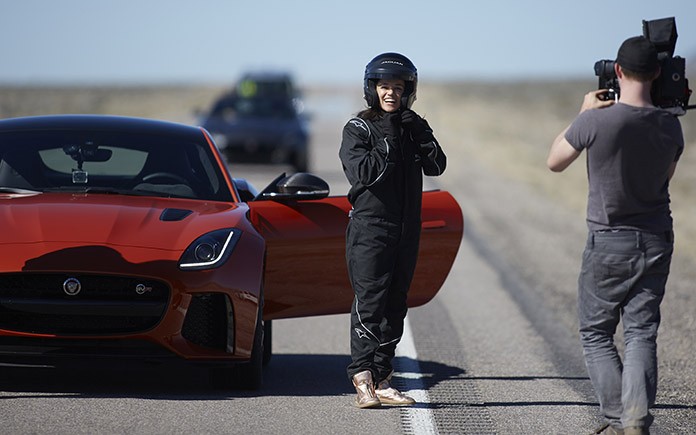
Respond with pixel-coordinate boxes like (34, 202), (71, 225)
(339, 52), (446, 408)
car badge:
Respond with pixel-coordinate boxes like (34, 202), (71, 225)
(135, 284), (153, 295)
(63, 278), (82, 296)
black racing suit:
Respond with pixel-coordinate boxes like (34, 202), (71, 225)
(339, 111), (446, 383)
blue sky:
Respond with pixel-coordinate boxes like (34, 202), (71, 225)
(1, 0), (695, 86)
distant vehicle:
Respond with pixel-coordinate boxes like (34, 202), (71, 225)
(200, 72), (310, 172)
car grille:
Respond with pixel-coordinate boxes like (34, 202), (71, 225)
(0, 273), (169, 335)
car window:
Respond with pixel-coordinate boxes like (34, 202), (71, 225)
(237, 77), (294, 99)
(0, 130), (233, 201)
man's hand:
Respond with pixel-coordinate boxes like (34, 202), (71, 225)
(580, 90), (615, 113)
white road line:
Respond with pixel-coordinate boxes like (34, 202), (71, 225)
(395, 315), (439, 434)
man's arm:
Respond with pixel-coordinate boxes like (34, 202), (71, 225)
(547, 90), (614, 172)
(547, 127), (581, 172)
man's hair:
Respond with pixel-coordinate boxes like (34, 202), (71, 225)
(620, 66), (660, 83)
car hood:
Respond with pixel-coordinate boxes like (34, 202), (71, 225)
(0, 192), (242, 250)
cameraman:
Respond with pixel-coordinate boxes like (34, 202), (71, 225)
(547, 36), (684, 435)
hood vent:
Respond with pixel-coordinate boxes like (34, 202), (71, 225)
(160, 208), (193, 222)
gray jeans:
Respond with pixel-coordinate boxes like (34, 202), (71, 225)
(578, 230), (673, 429)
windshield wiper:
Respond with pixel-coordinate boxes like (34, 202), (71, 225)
(42, 186), (193, 199)
(42, 186), (150, 196)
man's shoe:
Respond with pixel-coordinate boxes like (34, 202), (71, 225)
(375, 379), (416, 405)
(352, 370), (380, 408)
(623, 427), (648, 435)
(592, 422), (624, 435)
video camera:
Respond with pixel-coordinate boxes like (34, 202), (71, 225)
(594, 17), (693, 114)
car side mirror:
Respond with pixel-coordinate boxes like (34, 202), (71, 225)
(254, 172), (330, 201)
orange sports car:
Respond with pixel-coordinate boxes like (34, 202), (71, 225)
(0, 115), (463, 390)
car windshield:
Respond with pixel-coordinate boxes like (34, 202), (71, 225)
(0, 130), (234, 201)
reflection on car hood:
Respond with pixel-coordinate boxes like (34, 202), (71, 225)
(0, 192), (242, 249)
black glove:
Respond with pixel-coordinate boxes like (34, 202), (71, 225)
(377, 111), (402, 144)
(401, 109), (434, 143)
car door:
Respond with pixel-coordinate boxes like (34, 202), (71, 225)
(247, 190), (463, 320)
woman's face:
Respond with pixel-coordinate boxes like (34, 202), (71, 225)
(376, 79), (405, 112)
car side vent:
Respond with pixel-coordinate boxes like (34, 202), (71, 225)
(160, 208), (193, 222)
(181, 293), (232, 351)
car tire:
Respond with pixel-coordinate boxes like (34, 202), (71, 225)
(233, 315), (264, 390)
(262, 319), (272, 366)
(210, 302), (264, 390)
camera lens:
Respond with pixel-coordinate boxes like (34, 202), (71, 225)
(594, 60), (616, 79)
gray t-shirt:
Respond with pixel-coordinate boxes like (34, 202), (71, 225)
(565, 102), (684, 232)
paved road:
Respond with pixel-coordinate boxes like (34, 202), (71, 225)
(1, 89), (694, 434)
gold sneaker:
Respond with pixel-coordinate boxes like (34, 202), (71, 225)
(352, 370), (381, 408)
(375, 379), (416, 405)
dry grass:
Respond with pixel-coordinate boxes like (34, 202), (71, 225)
(0, 85), (227, 123)
(416, 81), (696, 259)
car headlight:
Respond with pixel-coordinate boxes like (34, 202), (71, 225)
(179, 228), (242, 270)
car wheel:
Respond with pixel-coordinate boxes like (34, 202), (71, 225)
(210, 303), (264, 390)
(262, 319), (272, 366)
(233, 314), (264, 390)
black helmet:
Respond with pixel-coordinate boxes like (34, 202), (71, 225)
(363, 52), (418, 109)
